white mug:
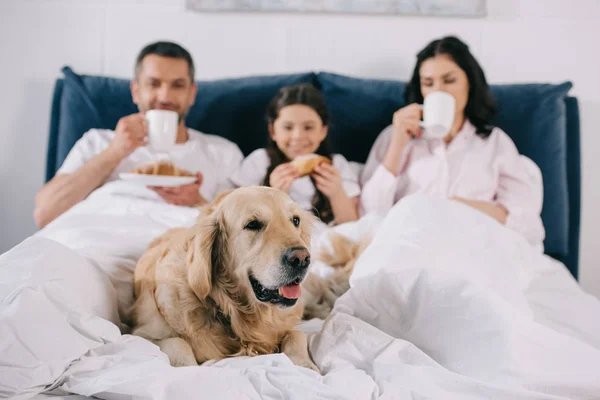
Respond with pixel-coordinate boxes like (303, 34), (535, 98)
(145, 109), (178, 153)
(419, 91), (456, 140)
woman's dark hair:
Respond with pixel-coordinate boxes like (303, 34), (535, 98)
(263, 83), (335, 224)
(405, 36), (497, 136)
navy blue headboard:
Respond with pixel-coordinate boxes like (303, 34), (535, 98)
(46, 67), (581, 279)
(564, 97), (581, 276)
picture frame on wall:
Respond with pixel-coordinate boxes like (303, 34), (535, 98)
(185, 0), (487, 17)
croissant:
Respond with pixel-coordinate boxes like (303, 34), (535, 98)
(291, 154), (332, 177)
(131, 161), (194, 177)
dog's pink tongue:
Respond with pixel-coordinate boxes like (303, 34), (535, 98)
(280, 284), (301, 299)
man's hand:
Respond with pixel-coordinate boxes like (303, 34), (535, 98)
(108, 113), (148, 160)
(149, 172), (206, 207)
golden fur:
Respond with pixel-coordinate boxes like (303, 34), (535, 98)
(300, 232), (371, 320)
(130, 186), (319, 371)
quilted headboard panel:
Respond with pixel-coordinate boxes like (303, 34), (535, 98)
(46, 66), (581, 279)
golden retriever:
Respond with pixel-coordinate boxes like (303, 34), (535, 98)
(130, 186), (319, 371)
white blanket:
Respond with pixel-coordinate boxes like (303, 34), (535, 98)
(1, 185), (599, 399)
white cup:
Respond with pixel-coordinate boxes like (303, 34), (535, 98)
(419, 91), (456, 140)
(145, 110), (178, 153)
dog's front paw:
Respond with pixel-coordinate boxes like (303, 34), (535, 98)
(291, 356), (321, 374)
(169, 352), (198, 367)
(158, 338), (198, 367)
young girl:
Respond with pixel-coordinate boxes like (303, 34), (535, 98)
(230, 83), (360, 225)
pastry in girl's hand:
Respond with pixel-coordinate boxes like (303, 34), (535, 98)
(291, 154), (332, 177)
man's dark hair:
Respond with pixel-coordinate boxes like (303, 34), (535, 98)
(134, 41), (195, 81)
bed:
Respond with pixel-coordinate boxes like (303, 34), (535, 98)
(1, 67), (598, 400)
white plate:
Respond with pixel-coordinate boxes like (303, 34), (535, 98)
(119, 173), (197, 187)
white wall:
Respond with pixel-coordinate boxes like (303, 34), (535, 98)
(1, 0), (599, 297)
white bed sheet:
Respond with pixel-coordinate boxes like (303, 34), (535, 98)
(1, 184), (599, 399)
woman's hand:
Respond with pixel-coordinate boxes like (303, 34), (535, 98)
(452, 197), (508, 224)
(392, 103), (423, 145)
(311, 163), (344, 199)
(269, 163), (299, 193)
(382, 103), (423, 176)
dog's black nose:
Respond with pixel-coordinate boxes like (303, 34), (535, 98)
(283, 247), (311, 270)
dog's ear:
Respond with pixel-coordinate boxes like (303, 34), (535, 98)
(186, 210), (227, 300)
(197, 189), (234, 217)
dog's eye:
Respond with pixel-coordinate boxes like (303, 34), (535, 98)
(292, 216), (300, 227)
(244, 220), (263, 231)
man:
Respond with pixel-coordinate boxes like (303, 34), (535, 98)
(34, 41), (243, 228)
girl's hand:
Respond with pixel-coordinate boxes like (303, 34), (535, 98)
(269, 163), (299, 193)
(312, 163), (344, 199)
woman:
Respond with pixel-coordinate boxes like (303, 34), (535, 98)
(360, 36), (545, 248)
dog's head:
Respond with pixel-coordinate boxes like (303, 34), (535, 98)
(186, 186), (314, 309)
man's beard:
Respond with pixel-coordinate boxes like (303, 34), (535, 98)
(177, 109), (188, 123)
